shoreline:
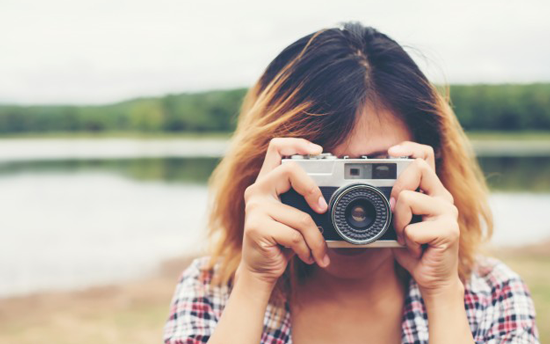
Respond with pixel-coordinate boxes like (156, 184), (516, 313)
(0, 136), (550, 163)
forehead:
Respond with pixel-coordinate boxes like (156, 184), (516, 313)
(331, 103), (413, 157)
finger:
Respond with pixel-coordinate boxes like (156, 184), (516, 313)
(390, 158), (453, 204)
(266, 200), (329, 267)
(263, 221), (315, 265)
(402, 218), (460, 250)
(257, 138), (323, 180)
(403, 225), (423, 259)
(392, 247), (419, 274)
(387, 141), (435, 170)
(393, 190), (453, 245)
(259, 161), (328, 214)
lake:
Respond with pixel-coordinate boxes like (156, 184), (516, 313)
(0, 139), (549, 297)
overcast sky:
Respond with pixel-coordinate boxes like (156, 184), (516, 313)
(1, 0), (549, 104)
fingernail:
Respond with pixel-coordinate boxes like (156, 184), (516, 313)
(321, 254), (330, 267)
(318, 196), (327, 211)
(390, 197), (396, 211)
(389, 144), (402, 151)
(309, 143), (323, 152)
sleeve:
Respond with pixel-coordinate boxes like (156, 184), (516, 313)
(163, 258), (219, 344)
(482, 263), (540, 344)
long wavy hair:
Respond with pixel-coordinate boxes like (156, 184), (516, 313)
(205, 22), (493, 301)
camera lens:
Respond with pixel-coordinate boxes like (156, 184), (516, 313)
(345, 199), (376, 229)
(329, 184), (391, 245)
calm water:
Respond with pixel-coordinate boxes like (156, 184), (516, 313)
(0, 140), (549, 297)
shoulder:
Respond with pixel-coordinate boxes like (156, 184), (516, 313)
(163, 256), (291, 344)
(176, 256), (224, 288)
(173, 256), (230, 303)
(468, 255), (533, 303)
(170, 255), (230, 308)
(469, 255), (525, 292)
(465, 255), (539, 343)
(163, 256), (230, 344)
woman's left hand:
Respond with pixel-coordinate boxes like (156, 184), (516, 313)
(388, 141), (463, 298)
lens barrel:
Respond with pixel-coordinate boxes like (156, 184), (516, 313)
(329, 184), (391, 245)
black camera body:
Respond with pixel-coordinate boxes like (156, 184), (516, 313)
(280, 153), (419, 248)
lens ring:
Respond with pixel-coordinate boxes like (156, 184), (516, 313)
(329, 184), (392, 245)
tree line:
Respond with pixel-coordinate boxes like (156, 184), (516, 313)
(0, 84), (549, 134)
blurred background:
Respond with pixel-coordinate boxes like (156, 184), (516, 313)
(1, 0), (549, 343)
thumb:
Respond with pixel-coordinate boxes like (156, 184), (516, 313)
(392, 248), (418, 274)
(282, 247), (295, 262)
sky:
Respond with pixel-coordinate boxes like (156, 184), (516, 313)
(1, 0), (549, 105)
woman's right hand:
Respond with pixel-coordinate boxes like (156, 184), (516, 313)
(236, 137), (331, 288)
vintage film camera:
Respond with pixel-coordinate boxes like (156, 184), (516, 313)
(280, 153), (419, 248)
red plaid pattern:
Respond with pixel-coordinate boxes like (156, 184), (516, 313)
(164, 256), (539, 344)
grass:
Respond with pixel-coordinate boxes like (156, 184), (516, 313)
(0, 249), (548, 344)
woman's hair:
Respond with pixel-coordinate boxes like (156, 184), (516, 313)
(205, 21), (493, 299)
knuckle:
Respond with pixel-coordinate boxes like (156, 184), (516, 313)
(299, 137), (311, 146)
(447, 220), (460, 241)
(414, 157), (429, 171)
(244, 216), (260, 234)
(305, 183), (319, 198)
(399, 189), (415, 203)
(426, 145), (435, 157)
(391, 182), (403, 198)
(298, 213), (314, 228)
(311, 235), (325, 251)
(446, 190), (455, 204)
(246, 226), (259, 239)
(244, 198), (261, 213)
(403, 224), (413, 237)
(448, 204), (459, 219)
(268, 137), (282, 150)
(282, 161), (298, 175)
(244, 184), (257, 202)
(291, 231), (303, 245)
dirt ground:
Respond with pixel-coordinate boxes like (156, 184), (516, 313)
(0, 245), (548, 344)
(0, 257), (194, 344)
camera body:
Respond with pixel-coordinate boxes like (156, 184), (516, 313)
(280, 153), (418, 248)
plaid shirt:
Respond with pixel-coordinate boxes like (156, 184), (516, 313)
(163, 255), (539, 344)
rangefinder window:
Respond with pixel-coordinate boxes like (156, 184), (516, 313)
(344, 163), (372, 179)
(372, 163), (397, 179)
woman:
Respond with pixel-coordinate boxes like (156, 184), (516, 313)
(164, 22), (539, 344)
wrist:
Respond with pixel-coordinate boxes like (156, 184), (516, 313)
(234, 264), (277, 298)
(420, 278), (475, 344)
(420, 278), (465, 311)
